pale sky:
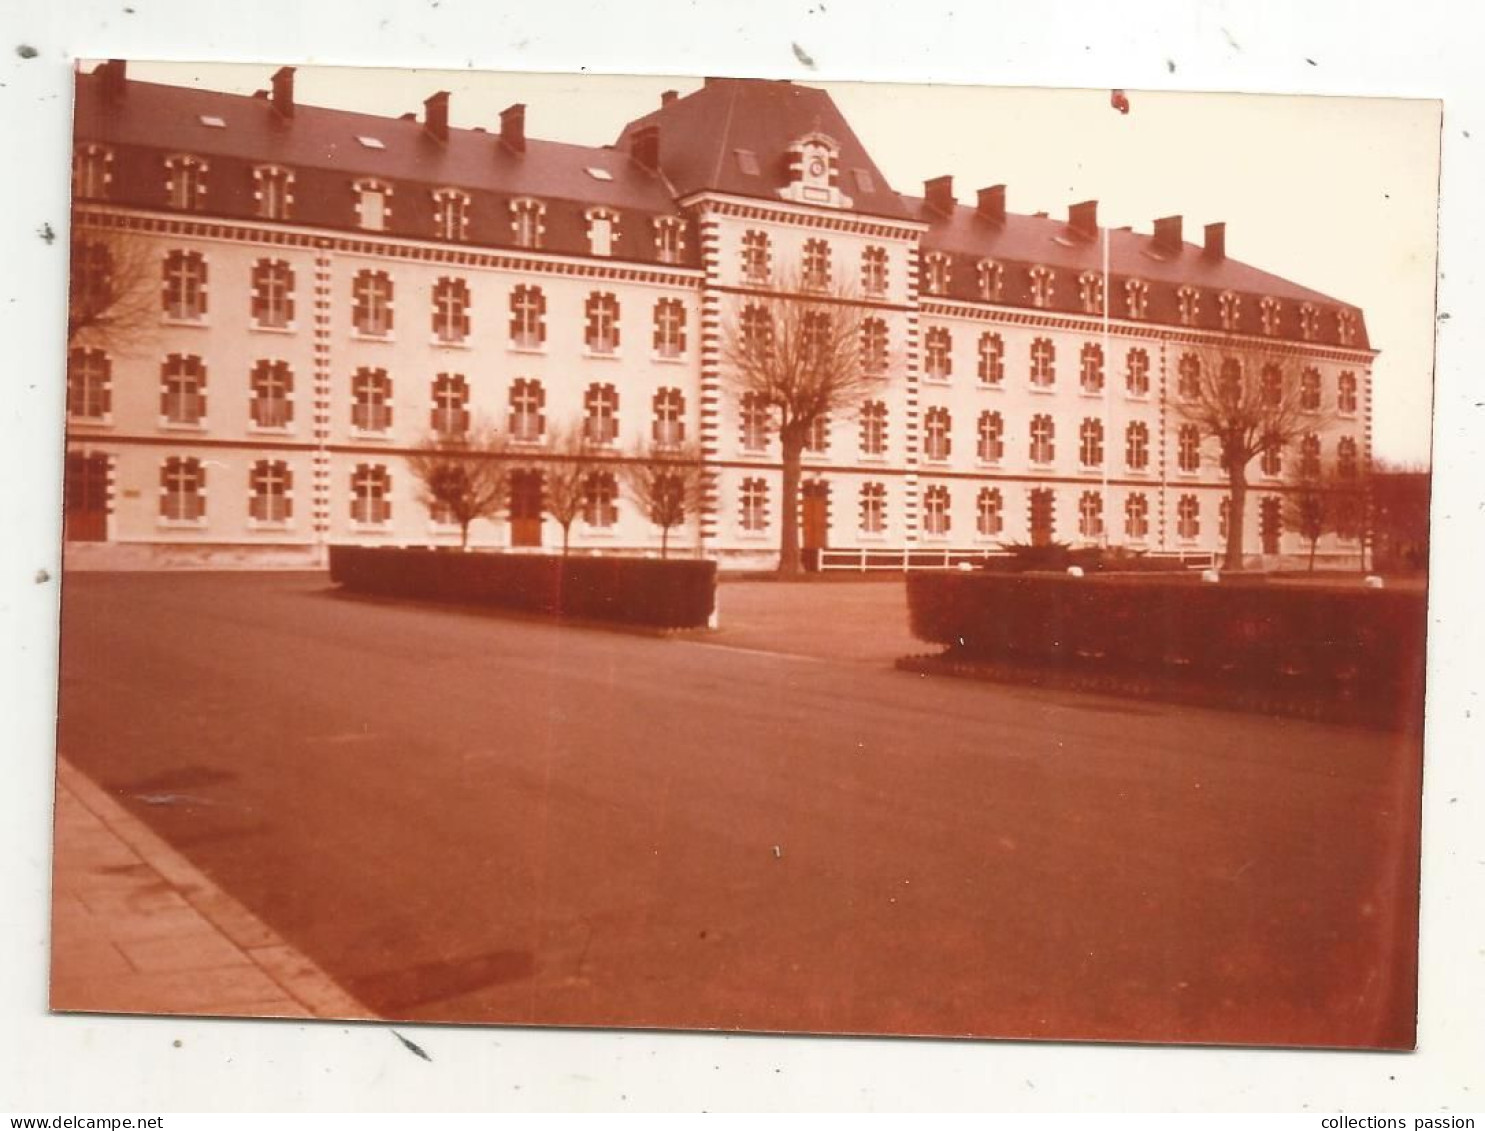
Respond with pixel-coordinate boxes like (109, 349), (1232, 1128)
(123, 62), (1442, 466)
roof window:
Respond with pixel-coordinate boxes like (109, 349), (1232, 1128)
(735, 149), (760, 175)
(198, 114), (226, 129)
(585, 166), (614, 181)
(356, 136), (386, 150)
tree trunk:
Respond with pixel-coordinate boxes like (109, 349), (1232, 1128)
(561, 523), (572, 556)
(1308, 537), (1317, 572)
(1225, 466), (1248, 572)
(460, 520), (471, 551)
(777, 434), (804, 577)
(660, 524), (670, 559)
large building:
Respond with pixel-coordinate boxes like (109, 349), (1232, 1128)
(64, 62), (1376, 569)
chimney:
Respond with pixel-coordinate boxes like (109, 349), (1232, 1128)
(924, 175), (955, 217)
(270, 66), (295, 119)
(629, 125), (660, 172)
(499, 103), (526, 154)
(661, 89), (679, 107)
(1068, 199), (1099, 241)
(1153, 214), (1183, 254)
(97, 58), (127, 103)
(976, 184), (1006, 224)
(424, 91), (450, 142)
(1204, 221), (1226, 259)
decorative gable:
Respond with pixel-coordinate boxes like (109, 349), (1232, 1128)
(778, 131), (854, 209)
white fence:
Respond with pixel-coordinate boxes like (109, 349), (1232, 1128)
(813, 547), (1218, 573)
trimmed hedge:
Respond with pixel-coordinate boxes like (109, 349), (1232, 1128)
(329, 546), (716, 629)
(976, 543), (1204, 574)
(906, 572), (1428, 729)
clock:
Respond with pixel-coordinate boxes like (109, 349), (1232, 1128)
(808, 155), (826, 180)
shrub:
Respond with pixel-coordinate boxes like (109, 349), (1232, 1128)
(329, 546), (716, 629)
(980, 542), (1197, 574)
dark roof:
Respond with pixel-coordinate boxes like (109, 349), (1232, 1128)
(615, 78), (913, 221)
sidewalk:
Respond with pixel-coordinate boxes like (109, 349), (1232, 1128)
(50, 758), (370, 1020)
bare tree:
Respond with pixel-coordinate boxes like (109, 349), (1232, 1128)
(405, 423), (510, 550)
(1175, 343), (1331, 571)
(1284, 464), (1330, 573)
(68, 218), (157, 351)
(620, 441), (704, 559)
(721, 272), (875, 576)
(539, 425), (606, 556)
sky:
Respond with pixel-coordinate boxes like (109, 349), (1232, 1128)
(125, 62), (1442, 466)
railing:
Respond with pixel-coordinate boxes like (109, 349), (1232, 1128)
(814, 547), (1218, 573)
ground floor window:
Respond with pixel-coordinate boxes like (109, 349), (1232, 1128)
(583, 471), (619, 528)
(1177, 494), (1200, 540)
(740, 478), (768, 532)
(923, 485), (951, 536)
(1078, 491), (1104, 539)
(859, 482), (885, 534)
(1124, 493), (1149, 540)
(976, 487), (1003, 537)
(249, 460), (291, 523)
(160, 456), (205, 521)
(351, 463), (391, 524)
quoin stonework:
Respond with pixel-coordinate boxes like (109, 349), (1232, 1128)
(64, 62), (1377, 569)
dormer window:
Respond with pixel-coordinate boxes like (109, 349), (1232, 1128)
(1176, 285), (1200, 326)
(511, 198), (545, 250)
(1218, 290), (1241, 331)
(1337, 309), (1358, 346)
(164, 154), (208, 211)
(432, 188), (470, 242)
(1299, 302), (1319, 341)
(1124, 278), (1149, 319)
(923, 253), (950, 297)
(1077, 270), (1104, 314)
(802, 239), (831, 291)
(1028, 265), (1054, 309)
(355, 180), (392, 232)
(654, 217), (684, 265)
(586, 208), (620, 257)
(73, 144), (112, 201)
(977, 260), (1004, 302)
(253, 166), (294, 221)
(1259, 296), (1281, 336)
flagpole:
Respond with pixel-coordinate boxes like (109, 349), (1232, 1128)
(1101, 219), (1111, 548)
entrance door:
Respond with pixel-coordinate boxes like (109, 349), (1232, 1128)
(1029, 488), (1055, 547)
(508, 469), (543, 548)
(65, 452), (109, 542)
(1260, 496), (1282, 555)
(802, 481), (830, 553)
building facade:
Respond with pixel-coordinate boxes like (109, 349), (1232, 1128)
(64, 63), (1377, 568)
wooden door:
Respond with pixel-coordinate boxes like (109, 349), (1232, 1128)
(65, 452), (108, 542)
(802, 481), (829, 552)
(509, 469), (543, 548)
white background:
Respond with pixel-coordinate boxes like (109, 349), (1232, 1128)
(1, 0), (1480, 1113)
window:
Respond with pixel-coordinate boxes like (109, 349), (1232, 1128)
(73, 144), (112, 200)
(1029, 414), (1055, 464)
(1080, 343), (1104, 393)
(1299, 302), (1319, 341)
(160, 456), (205, 521)
(584, 383), (619, 444)
(249, 460), (292, 523)
(741, 230), (771, 284)
(582, 471), (619, 527)
(923, 485), (951, 536)
(859, 400), (887, 456)
(431, 277), (471, 344)
(1125, 348), (1150, 396)
(1125, 421), (1149, 470)
(977, 411), (1004, 463)
(653, 299), (687, 358)
(803, 239), (831, 290)
(1261, 433), (1283, 477)
(1337, 309), (1359, 347)
(162, 250), (207, 321)
(1262, 364), (1284, 408)
(1336, 497), (1361, 541)
(1030, 337), (1055, 387)
(802, 311), (831, 368)
(351, 464), (391, 524)
(1079, 418), (1104, 467)
(431, 373), (470, 437)
(164, 155), (208, 211)
(351, 368), (392, 433)
(861, 246), (888, 296)
(1177, 353), (1201, 400)
(1219, 357), (1242, 403)
(1124, 278), (1149, 319)
(1300, 434), (1322, 479)
(1078, 270), (1104, 314)
(1176, 285), (1200, 326)
(355, 180), (391, 231)
(805, 415), (830, 454)
(924, 327), (952, 380)
(1337, 436), (1359, 480)
(740, 478), (769, 532)
(352, 270), (394, 336)
(1218, 290), (1242, 331)
(977, 333), (1005, 386)
(160, 354), (206, 425)
(251, 259), (295, 328)
(586, 208), (619, 256)
(740, 303), (773, 360)
(585, 292), (620, 354)
(861, 318), (888, 375)
(249, 360), (293, 429)
(509, 285), (546, 349)
(1176, 494), (1200, 540)
(71, 240), (113, 327)
(511, 199), (544, 249)
(923, 406), (952, 461)
(1259, 297), (1281, 337)
(432, 188), (470, 242)
(508, 378), (545, 442)
(976, 488), (1004, 537)
(860, 482), (886, 534)
(1338, 371), (1358, 414)
(1078, 491), (1104, 539)
(923, 253), (950, 296)
(1177, 425), (1201, 473)
(655, 218), (684, 265)
(740, 392), (771, 451)
(254, 166), (293, 221)
(1028, 265), (1054, 308)
(67, 348), (111, 420)
(653, 387), (685, 447)
(1301, 367), (1322, 411)
(1125, 493), (1149, 540)
(977, 260), (1004, 302)
(1219, 498), (1232, 542)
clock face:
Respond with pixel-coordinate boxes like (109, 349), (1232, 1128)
(808, 155), (826, 180)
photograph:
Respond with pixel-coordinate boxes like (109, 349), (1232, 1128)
(50, 57), (1438, 1050)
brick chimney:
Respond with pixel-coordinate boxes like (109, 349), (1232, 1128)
(1068, 199), (1099, 241)
(1153, 214), (1183, 254)
(270, 66), (295, 119)
(661, 90), (679, 107)
(97, 59), (128, 103)
(424, 91), (450, 142)
(499, 103), (526, 154)
(1204, 221), (1226, 259)
(976, 184), (1006, 224)
(924, 175), (956, 217)
(629, 125), (660, 172)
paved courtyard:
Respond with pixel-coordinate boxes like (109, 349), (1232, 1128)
(51, 571), (1422, 1047)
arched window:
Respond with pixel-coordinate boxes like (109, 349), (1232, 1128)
(430, 373), (470, 437)
(249, 360), (293, 429)
(431, 277), (471, 343)
(583, 383), (620, 444)
(508, 379), (545, 442)
(976, 411), (1004, 463)
(923, 406), (952, 461)
(652, 388), (685, 447)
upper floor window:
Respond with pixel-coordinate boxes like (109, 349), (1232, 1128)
(1338, 371), (1358, 414)
(432, 188), (470, 242)
(1028, 265), (1054, 309)
(249, 359), (293, 429)
(1336, 436), (1360, 480)
(740, 303), (773, 360)
(861, 318), (888, 376)
(508, 378), (545, 442)
(583, 382), (619, 445)
(1177, 424), (1201, 472)
(160, 354), (207, 425)
(654, 217), (684, 265)
(1125, 347), (1150, 396)
(1219, 357), (1243, 403)
(1261, 432), (1283, 477)
(1301, 367), (1322, 411)
(804, 415), (830, 454)
(653, 387), (685, 447)
(653, 298), (687, 359)
(1125, 421), (1149, 470)
(509, 285), (546, 350)
(511, 198), (545, 249)
(586, 208), (619, 257)
(739, 392), (771, 452)
(165, 155), (208, 211)
(922, 485), (951, 536)
(924, 327), (952, 381)
(1030, 337), (1055, 387)
(1300, 433), (1322, 479)
(1299, 302), (1320, 342)
(74, 144), (112, 201)
(582, 471), (619, 528)
(254, 166), (293, 221)
(741, 230), (771, 284)
(355, 180), (391, 232)
(976, 487), (1004, 537)
(1124, 278), (1149, 319)
(1259, 296), (1281, 336)
(978, 332), (1005, 386)
(249, 460), (292, 524)
(431, 373), (470, 437)
(859, 400), (887, 456)
(67, 348), (111, 420)
(1029, 413), (1055, 464)
(160, 456), (205, 521)
(860, 482), (886, 534)
(1079, 418), (1105, 467)
(351, 368), (392, 433)
(250, 259), (294, 328)
(352, 270), (394, 337)
(1077, 270), (1104, 315)
(976, 410), (1004, 463)
(1337, 309), (1359, 347)
(350, 464), (392, 525)
(1177, 352), (1201, 400)
(1080, 342), (1105, 393)
(802, 238), (831, 290)
(1176, 494), (1200, 540)
(162, 250), (207, 321)
(1261, 364), (1284, 408)
(1176, 285), (1200, 326)
(1218, 290), (1242, 331)
(585, 292), (620, 354)
(1125, 493), (1150, 540)
(861, 246), (888, 296)
(740, 477), (769, 532)
(922, 253), (950, 296)
(431, 277), (471, 344)
(977, 259), (1004, 303)
(923, 406), (952, 462)
(72, 240), (113, 327)
(1078, 491), (1105, 540)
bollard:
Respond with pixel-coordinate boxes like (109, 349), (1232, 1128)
(1364, 575), (1385, 589)
(1200, 569), (1220, 584)
(1067, 565), (1084, 578)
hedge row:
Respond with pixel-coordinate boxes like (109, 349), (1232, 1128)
(329, 546), (716, 629)
(906, 572), (1428, 729)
